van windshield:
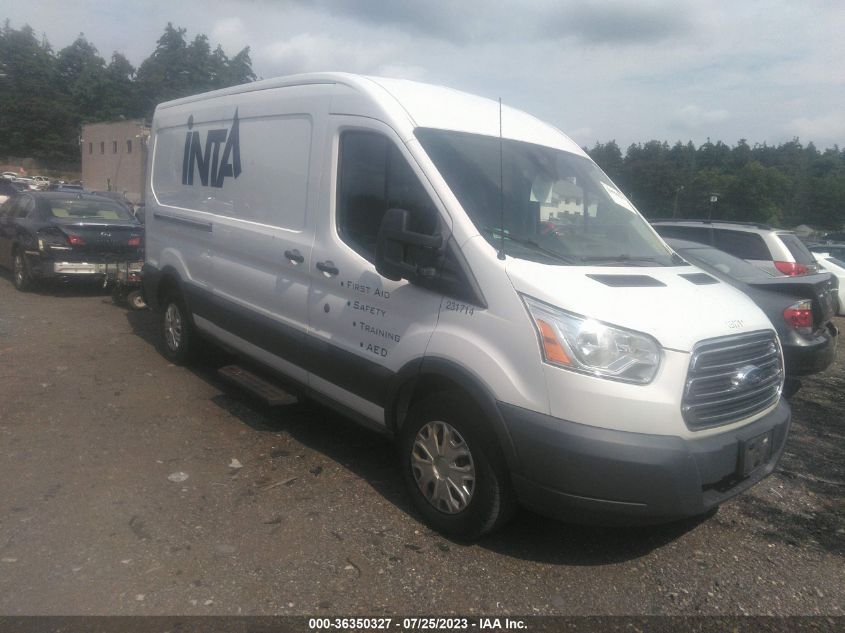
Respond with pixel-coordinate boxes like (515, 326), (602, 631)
(415, 128), (678, 266)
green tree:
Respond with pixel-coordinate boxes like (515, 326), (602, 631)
(622, 141), (681, 218)
(688, 168), (735, 220)
(134, 23), (190, 116)
(587, 140), (624, 185)
(0, 22), (77, 162)
(134, 23), (256, 119)
(727, 161), (790, 224)
(100, 53), (137, 120)
(56, 34), (111, 121)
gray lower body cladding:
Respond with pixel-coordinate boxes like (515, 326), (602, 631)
(501, 399), (790, 525)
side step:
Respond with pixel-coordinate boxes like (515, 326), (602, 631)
(217, 365), (299, 407)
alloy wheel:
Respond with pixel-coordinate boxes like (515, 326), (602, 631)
(13, 254), (24, 286)
(164, 303), (183, 352)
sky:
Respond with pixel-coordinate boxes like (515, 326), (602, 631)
(3, 0), (844, 150)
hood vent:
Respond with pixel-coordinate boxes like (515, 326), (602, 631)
(586, 274), (666, 287)
(679, 273), (720, 285)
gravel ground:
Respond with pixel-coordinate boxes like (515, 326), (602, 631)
(0, 274), (842, 616)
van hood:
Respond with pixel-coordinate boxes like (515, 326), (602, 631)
(505, 259), (774, 352)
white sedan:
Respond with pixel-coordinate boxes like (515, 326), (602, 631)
(814, 253), (845, 315)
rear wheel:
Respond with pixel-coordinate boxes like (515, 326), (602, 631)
(399, 391), (516, 540)
(12, 250), (33, 291)
(127, 290), (147, 311)
(159, 289), (196, 364)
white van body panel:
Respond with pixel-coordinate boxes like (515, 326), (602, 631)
(504, 259), (775, 352)
(425, 235), (550, 414)
(363, 76), (588, 157)
(305, 114), (449, 421)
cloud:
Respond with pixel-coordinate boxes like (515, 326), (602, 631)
(211, 17), (248, 53)
(787, 114), (845, 145)
(262, 32), (417, 77)
(541, 1), (694, 44)
(671, 105), (730, 131)
(5, 0), (845, 149)
(284, 0), (477, 42)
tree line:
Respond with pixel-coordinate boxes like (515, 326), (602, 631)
(1, 21), (842, 228)
(0, 21), (255, 166)
(587, 138), (844, 230)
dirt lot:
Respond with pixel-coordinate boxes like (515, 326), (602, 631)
(0, 274), (842, 616)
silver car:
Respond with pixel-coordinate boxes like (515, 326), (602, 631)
(652, 220), (819, 277)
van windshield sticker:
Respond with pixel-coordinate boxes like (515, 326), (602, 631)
(601, 182), (636, 213)
(181, 109), (242, 188)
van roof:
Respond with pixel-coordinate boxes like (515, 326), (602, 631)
(155, 72), (587, 157)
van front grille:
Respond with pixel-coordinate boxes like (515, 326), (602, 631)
(682, 331), (783, 430)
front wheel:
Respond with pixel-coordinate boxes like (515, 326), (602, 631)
(159, 290), (196, 364)
(399, 392), (516, 540)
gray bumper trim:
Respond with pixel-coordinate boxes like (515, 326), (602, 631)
(500, 399), (791, 525)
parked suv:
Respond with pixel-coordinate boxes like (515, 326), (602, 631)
(651, 220), (818, 277)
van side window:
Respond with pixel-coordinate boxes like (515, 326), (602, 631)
(337, 131), (438, 262)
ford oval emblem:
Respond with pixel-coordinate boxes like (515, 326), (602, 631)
(731, 364), (764, 389)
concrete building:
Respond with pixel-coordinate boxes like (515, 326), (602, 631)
(80, 120), (149, 203)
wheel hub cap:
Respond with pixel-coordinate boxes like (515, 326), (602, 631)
(164, 303), (183, 352)
(411, 420), (476, 514)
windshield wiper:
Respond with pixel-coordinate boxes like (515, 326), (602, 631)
(579, 254), (663, 266)
(482, 226), (574, 264)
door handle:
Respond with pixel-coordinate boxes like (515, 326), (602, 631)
(284, 249), (304, 264)
(316, 260), (339, 276)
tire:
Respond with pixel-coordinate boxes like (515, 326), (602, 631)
(399, 391), (517, 540)
(12, 249), (33, 292)
(159, 289), (196, 364)
(127, 290), (147, 311)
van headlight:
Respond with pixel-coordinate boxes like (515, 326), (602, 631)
(522, 295), (661, 384)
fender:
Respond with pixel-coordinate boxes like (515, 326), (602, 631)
(142, 263), (191, 313)
(387, 356), (522, 474)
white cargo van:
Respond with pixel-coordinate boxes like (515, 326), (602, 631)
(143, 73), (790, 538)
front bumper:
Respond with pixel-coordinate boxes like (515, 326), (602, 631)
(501, 398), (791, 525)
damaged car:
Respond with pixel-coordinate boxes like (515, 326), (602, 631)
(0, 191), (144, 291)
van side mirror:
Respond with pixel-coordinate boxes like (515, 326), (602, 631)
(375, 208), (442, 282)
